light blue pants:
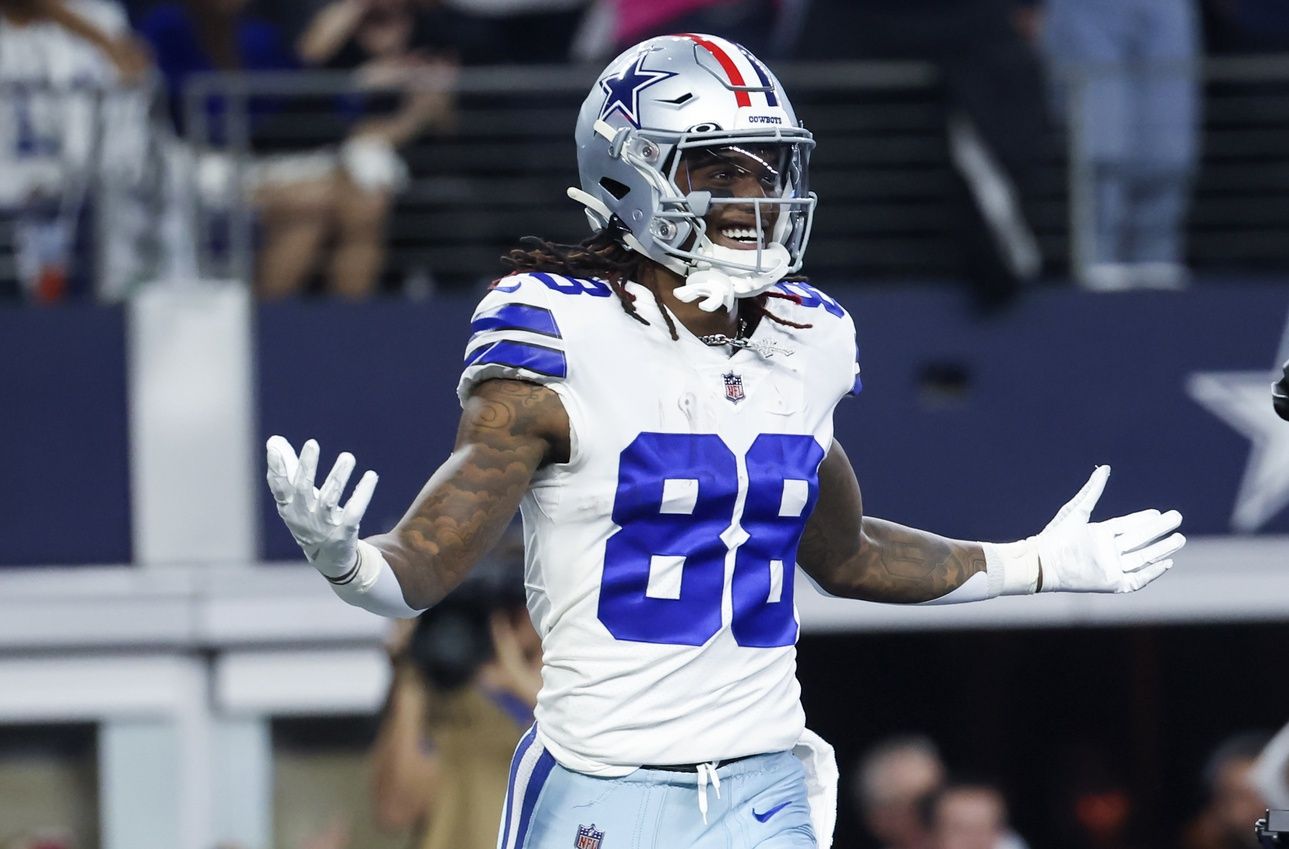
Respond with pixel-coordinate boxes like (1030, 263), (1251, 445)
(1043, 0), (1201, 264)
(497, 727), (816, 849)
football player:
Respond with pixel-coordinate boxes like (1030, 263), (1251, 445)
(266, 35), (1186, 849)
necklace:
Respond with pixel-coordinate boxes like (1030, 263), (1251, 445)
(699, 318), (794, 358)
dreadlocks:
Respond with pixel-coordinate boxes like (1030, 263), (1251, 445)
(499, 230), (812, 340)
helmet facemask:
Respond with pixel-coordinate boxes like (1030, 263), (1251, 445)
(613, 126), (816, 279)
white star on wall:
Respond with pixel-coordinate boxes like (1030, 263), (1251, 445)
(1187, 311), (1289, 532)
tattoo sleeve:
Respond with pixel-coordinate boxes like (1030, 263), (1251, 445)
(797, 440), (987, 603)
(364, 379), (570, 609)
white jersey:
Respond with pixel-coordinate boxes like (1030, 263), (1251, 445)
(0, 0), (147, 208)
(458, 273), (860, 776)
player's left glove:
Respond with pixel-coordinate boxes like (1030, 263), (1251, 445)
(985, 466), (1185, 595)
(265, 436), (379, 581)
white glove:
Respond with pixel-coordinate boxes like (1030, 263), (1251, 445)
(673, 242), (792, 313)
(987, 466), (1185, 595)
(265, 435), (379, 580)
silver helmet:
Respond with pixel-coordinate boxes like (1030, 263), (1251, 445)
(570, 34), (816, 278)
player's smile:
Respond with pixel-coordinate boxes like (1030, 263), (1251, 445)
(678, 144), (785, 251)
(710, 221), (769, 250)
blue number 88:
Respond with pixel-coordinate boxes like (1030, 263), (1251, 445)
(597, 432), (824, 648)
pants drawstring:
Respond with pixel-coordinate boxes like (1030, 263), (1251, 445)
(696, 762), (722, 824)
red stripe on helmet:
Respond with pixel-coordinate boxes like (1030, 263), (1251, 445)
(682, 34), (752, 107)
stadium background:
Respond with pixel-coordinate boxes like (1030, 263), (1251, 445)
(2, 0), (1289, 847)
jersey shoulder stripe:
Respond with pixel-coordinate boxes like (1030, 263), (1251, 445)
(470, 303), (561, 339)
(457, 274), (581, 405)
(466, 338), (567, 378)
(768, 279), (860, 400)
(772, 280), (847, 319)
(498, 271), (613, 299)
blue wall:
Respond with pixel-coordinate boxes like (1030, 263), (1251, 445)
(0, 304), (132, 565)
(256, 284), (1289, 559)
(4, 284), (1287, 566)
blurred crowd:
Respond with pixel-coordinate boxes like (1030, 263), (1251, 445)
(1, 0), (1288, 305)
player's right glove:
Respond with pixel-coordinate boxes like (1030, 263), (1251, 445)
(985, 466), (1185, 595)
(265, 435), (378, 581)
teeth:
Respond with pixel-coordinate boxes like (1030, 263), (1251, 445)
(721, 227), (760, 242)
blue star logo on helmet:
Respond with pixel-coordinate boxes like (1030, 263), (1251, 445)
(598, 53), (677, 128)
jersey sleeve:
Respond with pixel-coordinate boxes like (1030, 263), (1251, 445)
(775, 280), (861, 404)
(457, 274), (568, 405)
(845, 311), (862, 398)
(811, 285), (861, 401)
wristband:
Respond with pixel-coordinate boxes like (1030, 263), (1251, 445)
(981, 538), (1041, 596)
(327, 540), (424, 619)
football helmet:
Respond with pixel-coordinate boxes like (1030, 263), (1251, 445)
(570, 34), (816, 282)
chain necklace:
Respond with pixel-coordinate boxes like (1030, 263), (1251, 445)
(699, 318), (794, 358)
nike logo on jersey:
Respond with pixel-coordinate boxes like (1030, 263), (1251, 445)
(752, 801), (791, 822)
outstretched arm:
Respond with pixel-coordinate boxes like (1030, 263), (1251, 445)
(797, 440), (1185, 604)
(266, 378), (569, 614)
(367, 378), (568, 608)
(797, 441), (989, 602)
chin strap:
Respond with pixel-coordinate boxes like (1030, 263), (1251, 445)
(674, 242), (791, 313)
(566, 186), (793, 303)
(566, 186), (611, 230)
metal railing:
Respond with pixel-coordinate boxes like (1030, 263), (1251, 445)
(1060, 55), (1289, 283)
(179, 61), (981, 288)
(4, 58), (1289, 297)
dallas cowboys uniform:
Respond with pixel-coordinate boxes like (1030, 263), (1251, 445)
(458, 271), (859, 849)
(261, 28), (1186, 849)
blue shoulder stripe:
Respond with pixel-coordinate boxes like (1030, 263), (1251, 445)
(470, 303), (561, 339)
(465, 339), (568, 378)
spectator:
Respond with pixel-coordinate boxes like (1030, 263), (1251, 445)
(137, 0), (298, 139)
(1183, 732), (1273, 849)
(797, 0), (1048, 309)
(1050, 751), (1141, 849)
(414, 0), (588, 66)
(1040, 0), (1201, 291)
(1253, 720), (1289, 809)
(140, 0), (430, 299)
(369, 537), (541, 849)
(855, 735), (947, 849)
(0, 0), (153, 302)
(923, 779), (1014, 849)
(293, 0), (458, 299)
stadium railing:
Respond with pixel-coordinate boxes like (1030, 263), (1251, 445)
(4, 58), (1289, 298)
(177, 57), (1289, 291)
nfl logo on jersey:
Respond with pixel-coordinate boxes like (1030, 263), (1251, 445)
(575, 824), (604, 849)
(723, 371), (745, 404)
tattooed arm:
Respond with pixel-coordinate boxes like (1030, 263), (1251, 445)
(364, 378), (570, 610)
(796, 440), (990, 603)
